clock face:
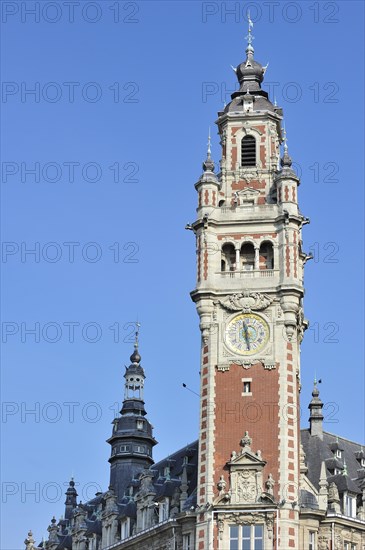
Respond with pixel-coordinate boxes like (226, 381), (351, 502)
(225, 313), (269, 356)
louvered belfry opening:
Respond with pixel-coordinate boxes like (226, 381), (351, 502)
(241, 135), (256, 167)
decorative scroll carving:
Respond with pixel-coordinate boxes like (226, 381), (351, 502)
(217, 360), (276, 372)
(219, 291), (273, 313)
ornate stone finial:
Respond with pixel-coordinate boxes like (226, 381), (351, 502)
(217, 475), (227, 495)
(328, 481), (340, 513)
(25, 531), (35, 550)
(300, 444), (308, 474)
(245, 10), (255, 57)
(265, 473), (275, 495)
(240, 430), (252, 452)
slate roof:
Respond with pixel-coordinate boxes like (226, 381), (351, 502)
(301, 429), (365, 495)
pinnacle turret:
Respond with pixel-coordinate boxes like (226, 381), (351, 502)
(308, 379), (324, 439)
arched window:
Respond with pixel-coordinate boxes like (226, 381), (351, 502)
(259, 241), (274, 270)
(221, 243), (236, 271)
(241, 135), (256, 167)
(241, 243), (255, 271)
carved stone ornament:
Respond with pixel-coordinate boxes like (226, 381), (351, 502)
(296, 306), (309, 343)
(218, 519), (224, 540)
(219, 291), (273, 313)
(240, 431), (252, 451)
(328, 482), (340, 503)
(237, 187), (260, 204)
(265, 474), (275, 496)
(217, 359), (276, 372)
(227, 434), (267, 506)
(318, 535), (329, 550)
(217, 475), (227, 495)
(236, 470), (257, 502)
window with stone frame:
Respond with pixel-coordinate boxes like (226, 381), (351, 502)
(158, 497), (169, 522)
(344, 543), (357, 550)
(241, 135), (256, 167)
(308, 531), (315, 550)
(120, 518), (130, 540)
(183, 533), (192, 550)
(344, 493), (357, 518)
(229, 524), (264, 550)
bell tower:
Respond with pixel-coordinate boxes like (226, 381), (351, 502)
(190, 20), (309, 550)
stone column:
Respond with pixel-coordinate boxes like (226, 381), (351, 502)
(235, 246), (240, 270)
(254, 246), (260, 270)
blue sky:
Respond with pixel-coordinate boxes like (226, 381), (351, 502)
(1, 1), (364, 547)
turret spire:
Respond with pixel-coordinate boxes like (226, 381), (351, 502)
(245, 11), (255, 58)
(129, 321), (141, 365)
(202, 128), (215, 173)
(280, 123), (294, 170)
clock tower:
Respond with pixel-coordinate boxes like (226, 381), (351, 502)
(190, 23), (309, 550)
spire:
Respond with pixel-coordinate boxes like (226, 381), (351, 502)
(318, 461), (329, 510)
(245, 10), (255, 58)
(308, 380), (324, 439)
(129, 321), (141, 364)
(203, 128), (215, 172)
(280, 124), (293, 168)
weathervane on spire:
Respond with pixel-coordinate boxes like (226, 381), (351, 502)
(134, 321), (141, 349)
(245, 11), (255, 54)
(282, 123), (288, 151)
(207, 127), (211, 158)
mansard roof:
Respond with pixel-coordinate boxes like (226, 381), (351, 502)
(301, 429), (365, 495)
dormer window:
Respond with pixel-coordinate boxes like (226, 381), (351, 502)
(344, 493), (356, 518)
(158, 497), (169, 522)
(336, 449), (342, 459)
(241, 135), (256, 167)
(334, 468), (342, 475)
(137, 419), (144, 430)
(361, 458), (365, 467)
(121, 518), (130, 540)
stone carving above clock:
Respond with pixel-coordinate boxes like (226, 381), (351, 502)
(218, 291), (273, 313)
